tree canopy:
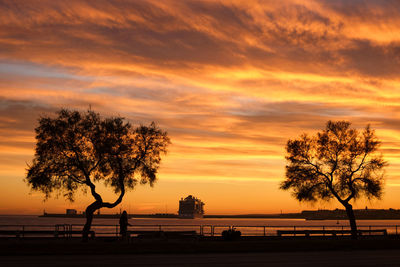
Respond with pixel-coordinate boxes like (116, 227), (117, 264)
(26, 109), (170, 238)
(281, 120), (387, 238)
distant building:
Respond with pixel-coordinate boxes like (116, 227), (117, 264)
(178, 195), (204, 219)
(66, 209), (77, 215)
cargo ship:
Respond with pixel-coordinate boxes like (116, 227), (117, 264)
(178, 195), (205, 219)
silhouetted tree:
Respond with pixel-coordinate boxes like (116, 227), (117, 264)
(26, 109), (170, 240)
(281, 121), (386, 239)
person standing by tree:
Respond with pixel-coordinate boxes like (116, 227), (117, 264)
(119, 210), (131, 240)
(281, 121), (387, 239)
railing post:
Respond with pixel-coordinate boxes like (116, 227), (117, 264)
(369, 225), (371, 235)
(22, 225), (24, 238)
(323, 226), (325, 236)
(294, 226), (296, 236)
(159, 225), (162, 232)
(116, 225), (118, 237)
(396, 225), (398, 236)
(263, 226), (266, 237)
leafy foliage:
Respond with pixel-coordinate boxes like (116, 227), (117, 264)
(26, 109), (170, 206)
(281, 121), (387, 205)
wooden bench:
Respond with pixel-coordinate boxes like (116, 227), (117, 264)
(128, 230), (198, 239)
(276, 229), (387, 237)
(60, 230), (96, 238)
(163, 230), (198, 238)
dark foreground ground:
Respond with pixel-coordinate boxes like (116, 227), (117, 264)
(1, 237), (400, 266)
(3, 250), (400, 267)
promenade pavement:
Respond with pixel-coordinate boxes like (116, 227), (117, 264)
(2, 249), (400, 266)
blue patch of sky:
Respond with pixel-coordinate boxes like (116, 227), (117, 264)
(88, 81), (211, 101)
(87, 86), (124, 97)
(228, 96), (364, 117)
(87, 85), (165, 98)
(0, 60), (94, 82)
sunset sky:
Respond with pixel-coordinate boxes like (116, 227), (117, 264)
(1, 0), (400, 215)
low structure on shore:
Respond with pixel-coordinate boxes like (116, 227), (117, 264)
(41, 209), (124, 218)
(301, 208), (400, 220)
(66, 209), (77, 215)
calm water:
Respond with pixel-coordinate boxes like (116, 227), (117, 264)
(1, 215), (400, 236)
(2, 215), (400, 226)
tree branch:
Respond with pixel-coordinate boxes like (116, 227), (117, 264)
(102, 174), (125, 208)
(68, 174), (85, 184)
(301, 155), (345, 204)
(350, 151), (368, 178)
(344, 151), (368, 203)
(85, 179), (103, 203)
(303, 156), (331, 184)
(89, 159), (102, 173)
(102, 187), (125, 208)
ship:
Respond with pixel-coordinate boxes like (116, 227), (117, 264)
(178, 195), (205, 219)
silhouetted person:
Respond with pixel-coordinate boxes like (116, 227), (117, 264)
(119, 210), (131, 239)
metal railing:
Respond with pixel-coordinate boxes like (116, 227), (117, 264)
(0, 224), (398, 238)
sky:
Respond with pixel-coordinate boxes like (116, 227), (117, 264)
(1, 0), (400, 215)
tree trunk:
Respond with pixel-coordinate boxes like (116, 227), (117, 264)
(82, 202), (101, 241)
(82, 182), (125, 241)
(345, 203), (358, 240)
